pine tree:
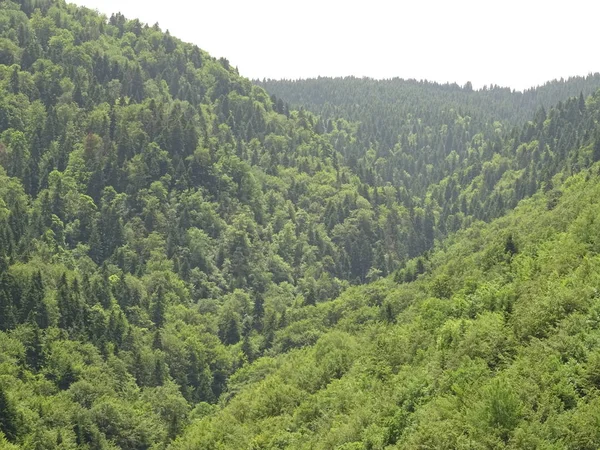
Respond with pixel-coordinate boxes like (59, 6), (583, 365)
(504, 234), (518, 256)
(218, 309), (240, 345)
(9, 66), (19, 94)
(262, 312), (276, 352)
(242, 333), (253, 363)
(153, 356), (166, 386)
(167, 412), (180, 441)
(58, 364), (77, 390)
(92, 267), (112, 309)
(152, 330), (163, 350)
(416, 257), (425, 276)
(304, 286), (316, 306)
(131, 66), (144, 103)
(152, 286), (166, 329)
(593, 131), (600, 162)
(252, 294), (264, 331)
(26, 324), (44, 371)
(23, 272), (48, 328)
(57, 273), (72, 331)
(384, 302), (395, 323)
(0, 289), (15, 331)
(0, 387), (17, 442)
(187, 349), (214, 403)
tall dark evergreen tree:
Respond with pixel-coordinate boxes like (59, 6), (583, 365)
(0, 387), (17, 442)
(152, 286), (166, 329)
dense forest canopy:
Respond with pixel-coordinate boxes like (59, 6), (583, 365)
(256, 76), (600, 196)
(256, 75), (600, 125)
(173, 156), (600, 450)
(0, 0), (600, 448)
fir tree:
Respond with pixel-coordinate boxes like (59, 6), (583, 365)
(0, 387), (17, 442)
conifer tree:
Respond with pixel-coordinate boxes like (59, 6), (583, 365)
(593, 131), (600, 162)
(0, 289), (15, 331)
(152, 286), (166, 329)
(0, 387), (17, 443)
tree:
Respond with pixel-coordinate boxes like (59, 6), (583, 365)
(593, 131), (600, 162)
(0, 289), (15, 331)
(481, 379), (521, 443)
(152, 286), (166, 329)
(0, 387), (17, 442)
(9, 66), (19, 94)
(23, 272), (49, 328)
(504, 234), (518, 256)
(218, 308), (241, 345)
(2, 0), (600, 446)
(241, 333), (253, 363)
(186, 348), (214, 403)
(26, 324), (44, 371)
(252, 294), (264, 331)
(57, 272), (83, 334)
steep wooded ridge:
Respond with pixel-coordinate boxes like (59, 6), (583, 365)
(256, 75), (600, 128)
(256, 76), (600, 199)
(0, 0), (599, 448)
(174, 160), (600, 450)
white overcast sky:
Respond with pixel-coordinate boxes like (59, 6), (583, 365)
(70, 0), (599, 91)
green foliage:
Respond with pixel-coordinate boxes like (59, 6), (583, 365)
(0, 387), (17, 443)
(0, 0), (600, 447)
(259, 76), (600, 256)
(173, 166), (600, 448)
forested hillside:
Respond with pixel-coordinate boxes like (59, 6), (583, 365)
(0, 0), (600, 448)
(257, 76), (600, 128)
(258, 75), (600, 198)
(257, 76), (600, 271)
(173, 159), (600, 450)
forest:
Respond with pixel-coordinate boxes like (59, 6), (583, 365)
(0, 0), (600, 448)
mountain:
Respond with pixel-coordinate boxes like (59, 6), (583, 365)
(173, 158), (600, 450)
(256, 75), (600, 129)
(0, 0), (600, 448)
(257, 77), (600, 259)
(256, 75), (600, 197)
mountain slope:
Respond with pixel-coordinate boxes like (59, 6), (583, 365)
(1, 0), (600, 448)
(257, 75), (600, 128)
(257, 75), (600, 194)
(259, 76), (600, 253)
(173, 162), (600, 449)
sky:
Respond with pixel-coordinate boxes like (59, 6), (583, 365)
(70, 0), (600, 91)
